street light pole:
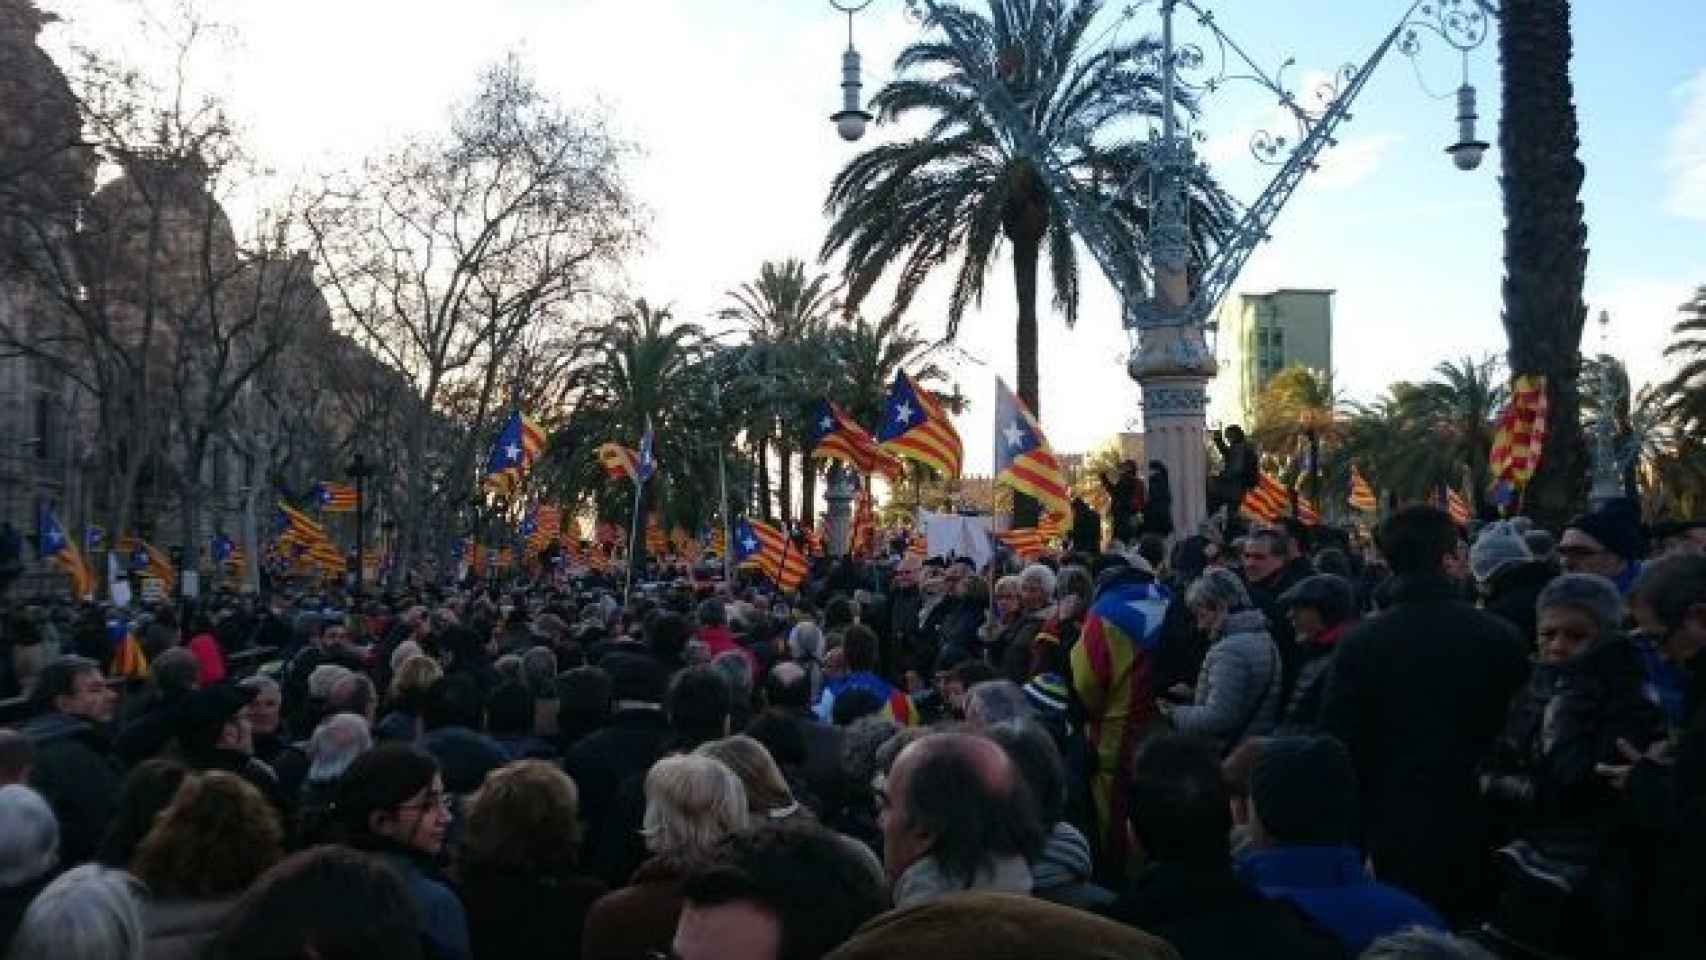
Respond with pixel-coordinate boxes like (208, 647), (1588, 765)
(348, 451), (373, 596)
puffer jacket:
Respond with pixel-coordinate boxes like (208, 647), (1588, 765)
(1169, 609), (1283, 747)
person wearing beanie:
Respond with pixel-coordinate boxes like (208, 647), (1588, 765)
(1236, 735), (1445, 954)
(1471, 522), (1558, 651)
(1275, 575), (1357, 730)
(1561, 498), (1646, 594)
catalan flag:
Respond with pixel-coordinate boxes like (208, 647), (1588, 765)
(992, 377), (1069, 518)
(1295, 496), (1321, 526)
(994, 527), (1048, 561)
(1240, 473), (1292, 523)
(598, 443), (641, 481)
(1448, 488), (1472, 527)
(877, 371), (963, 479)
(274, 504), (344, 574)
(483, 411), (547, 494)
(1348, 465), (1378, 513)
(116, 536), (177, 594)
(1489, 375), (1549, 488)
(1037, 512), (1069, 543)
(313, 481), (359, 513)
(523, 503), (562, 557)
(809, 401), (903, 480)
(38, 506), (95, 600)
(106, 615), (148, 680)
(645, 517), (668, 557)
(732, 517), (807, 592)
(851, 485), (876, 557)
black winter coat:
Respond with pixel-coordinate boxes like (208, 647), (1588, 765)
(1481, 560), (1558, 652)
(1106, 861), (1347, 960)
(561, 708), (670, 885)
(1482, 636), (1665, 834)
(1318, 574), (1530, 923)
(21, 711), (123, 866)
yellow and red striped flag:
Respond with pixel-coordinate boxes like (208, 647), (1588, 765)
(731, 518), (808, 592)
(877, 370), (964, 479)
(995, 527), (1048, 561)
(1348, 466), (1378, 513)
(992, 377), (1070, 517)
(1489, 375), (1549, 488)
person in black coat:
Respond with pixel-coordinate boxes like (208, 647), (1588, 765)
(1106, 734), (1346, 959)
(1140, 461), (1174, 538)
(19, 656), (122, 867)
(1069, 497), (1103, 555)
(561, 653), (672, 885)
(1471, 520), (1558, 652)
(1100, 461), (1144, 545)
(1319, 506), (1530, 925)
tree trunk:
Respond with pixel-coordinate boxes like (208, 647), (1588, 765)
(778, 445), (794, 526)
(756, 440), (772, 521)
(1010, 226), (1043, 528)
(1499, 0), (1590, 528)
(800, 458), (818, 530)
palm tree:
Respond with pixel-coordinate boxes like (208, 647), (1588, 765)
(1250, 365), (1341, 506)
(1498, 0), (1592, 527)
(1331, 356), (1506, 512)
(561, 299), (718, 576)
(820, 0), (1232, 524)
(1660, 285), (1706, 431)
(719, 259), (840, 524)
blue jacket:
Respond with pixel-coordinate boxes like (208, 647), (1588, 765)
(1236, 845), (1444, 955)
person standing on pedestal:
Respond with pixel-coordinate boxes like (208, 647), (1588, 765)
(1209, 427), (1260, 524)
(1100, 461), (1145, 546)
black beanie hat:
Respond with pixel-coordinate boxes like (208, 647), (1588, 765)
(1566, 498), (1646, 563)
(1251, 735), (1359, 846)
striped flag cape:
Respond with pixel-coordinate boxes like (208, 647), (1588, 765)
(106, 616), (149, 680)
(877, 370), (963, 479)
(483, 411), (547, 494)
(809, 401), (904, 480)
(1348, 466), (1378, 513)
(732, 517), (807, 592)
(1489, 375), (1549, 488)
(313, 481), (359, 513)
(992, 377), (1070, 517)
(994, 527), (1048, 561)
(850, 486), (876, 557)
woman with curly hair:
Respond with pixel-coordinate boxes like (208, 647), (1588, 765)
(375, 655), (443, 743)
(129, 771), (284, 960)
(456, 760), (605, 960)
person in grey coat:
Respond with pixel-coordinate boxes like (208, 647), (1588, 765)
(1161, 569), (1283, 751)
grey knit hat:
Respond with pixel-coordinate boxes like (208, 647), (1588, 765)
(1470, 521), (1532, 584)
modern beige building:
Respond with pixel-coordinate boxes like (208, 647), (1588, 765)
(1209, 289), (1335, 431)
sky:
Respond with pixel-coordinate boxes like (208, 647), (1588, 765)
(38, 0), (1706, 477)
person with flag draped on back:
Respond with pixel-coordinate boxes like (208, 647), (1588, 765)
(877, 370), (963, 479)
(38, 505), (94, 601)
(483, 410), (547, 494)
(815, 623), (916, 727)
(993, 377), (1069, 521)
(1071, 555), (1173, 878)
(731, 517), (806, 593)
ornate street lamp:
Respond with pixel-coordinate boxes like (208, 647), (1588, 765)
(828, 0), (877, 141)
(831, 0), (1496, 533)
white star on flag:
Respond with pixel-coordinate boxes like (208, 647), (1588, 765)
(1003, 421), (1026, 449)
(819, 416), (834, 432)
(894, 402), (914, 424)
(742, 536), (758, 552)
(505, 443), (521, 462)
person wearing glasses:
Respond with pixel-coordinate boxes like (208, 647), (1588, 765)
(332, 744), (466, 960)
(1560, 499), (1647, 596)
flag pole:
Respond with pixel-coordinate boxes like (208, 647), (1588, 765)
(623, 474), (645, 609)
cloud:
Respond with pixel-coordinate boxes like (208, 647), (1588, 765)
(1312, 132), (1403, 190)
(1666, 69), (1706, 221)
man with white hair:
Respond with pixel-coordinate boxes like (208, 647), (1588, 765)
(963, 680), (1034, 730)
(0, 783), (59, 945)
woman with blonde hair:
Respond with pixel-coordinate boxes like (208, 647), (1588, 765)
(695, 734), (809, 824)
(581, 754), (746, 960)
(458, 760), (604, 959)
(375, 655), (443, 743)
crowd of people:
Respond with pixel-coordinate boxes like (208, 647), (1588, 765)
(0, 495), (1703, 960)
